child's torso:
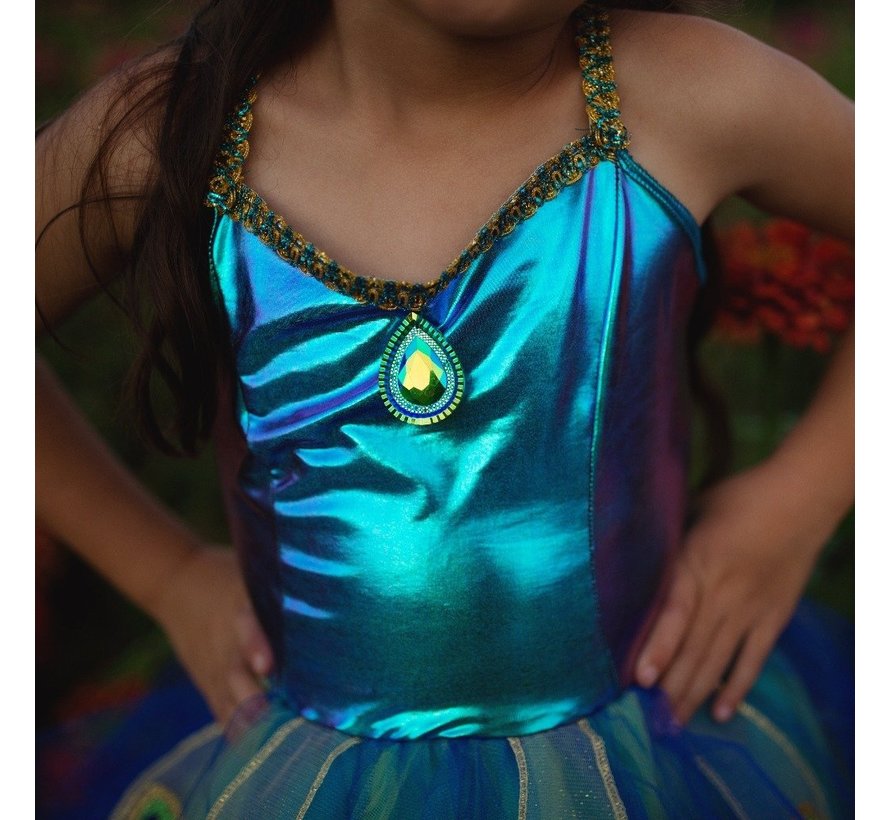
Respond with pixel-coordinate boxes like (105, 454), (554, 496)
(206, 6), (706, 741)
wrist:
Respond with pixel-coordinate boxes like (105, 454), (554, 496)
(748, 453), (852, 569)
(698, 458), (847, 568)
(761, 327), (854, 529)
(764, 439), (853, 531)
(139, 538), (205, 628)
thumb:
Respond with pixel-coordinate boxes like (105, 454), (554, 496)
(634, 559), (699, 688)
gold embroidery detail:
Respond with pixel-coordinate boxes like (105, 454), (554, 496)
(578, 719), (628, 820)
(206, 718), (305, 819)
(575, 6), (629, 149)
(295, 736), (362, 820)
(694, 755), (750, 820)
(737, 702), (831, 819)
(507, 737), (529, 820)
(203, 5), (627, 312)
(110, 722), (222, 820)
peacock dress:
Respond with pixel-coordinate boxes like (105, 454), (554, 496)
(107, 6), (852, 818)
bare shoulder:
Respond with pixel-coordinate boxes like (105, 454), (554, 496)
(36, 48), (176, 330)
(606, 9), (853, 236)
(608, 9), (774, 75)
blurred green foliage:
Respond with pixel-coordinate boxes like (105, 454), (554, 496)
(36, 0), (854, 723)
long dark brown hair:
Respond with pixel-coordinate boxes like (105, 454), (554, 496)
(41, 0), (733, 480)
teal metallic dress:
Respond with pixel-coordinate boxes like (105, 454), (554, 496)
(109, 6), (852, 818)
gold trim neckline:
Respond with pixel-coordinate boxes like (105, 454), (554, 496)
(204, 4), (628, 312)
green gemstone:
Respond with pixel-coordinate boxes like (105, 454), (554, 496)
(378, 311), (464, 424)
(397, 336), (447, 406)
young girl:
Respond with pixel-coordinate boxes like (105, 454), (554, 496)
(36, 0), (854, 816)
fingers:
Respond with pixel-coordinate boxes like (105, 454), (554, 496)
(236, 607), (275, 677)
(711, 623), (778, 722)
(632, 551), (768, 726)
(229, 661), (265, 706)
(672, 620), (741, 724)
(221, 609), (275, 726)
(202, 610), (274, 727)
(657, 603), (723, 719)
(210, 658), (267, 728)
(635, 563), (699, 688)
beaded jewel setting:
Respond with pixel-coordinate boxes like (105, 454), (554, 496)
(204, 3), (626, 424)
(378, 312), (464, 425)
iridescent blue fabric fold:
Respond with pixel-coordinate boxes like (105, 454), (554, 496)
(207, 154), (699, 740)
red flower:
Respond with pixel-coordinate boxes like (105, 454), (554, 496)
(713, 218), (854, 353)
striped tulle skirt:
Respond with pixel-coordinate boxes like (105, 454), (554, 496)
(91, 603), (852, 819)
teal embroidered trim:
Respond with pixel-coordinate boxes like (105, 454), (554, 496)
(204, 4), (627, 312)
(577, 5), (630, 151)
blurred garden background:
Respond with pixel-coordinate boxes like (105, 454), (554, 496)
(36, 0), (854, 748)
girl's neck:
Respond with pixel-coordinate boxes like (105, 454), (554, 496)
(294, 1), (578, 126)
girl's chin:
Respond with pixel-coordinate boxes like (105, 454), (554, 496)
(385, 0), (581, 38)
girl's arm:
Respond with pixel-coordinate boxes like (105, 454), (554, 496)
(36, 65), (273, 725)
(612, 12), (854, 723)
(637, 328), (853, 724)
(37, 356), (203, 621)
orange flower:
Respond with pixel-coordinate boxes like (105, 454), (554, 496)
(713, 219), (854, 353)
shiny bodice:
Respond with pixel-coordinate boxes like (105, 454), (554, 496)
(207, 7), (705, 740)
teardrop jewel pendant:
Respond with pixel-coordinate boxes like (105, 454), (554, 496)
(378, 312), (464, 425)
